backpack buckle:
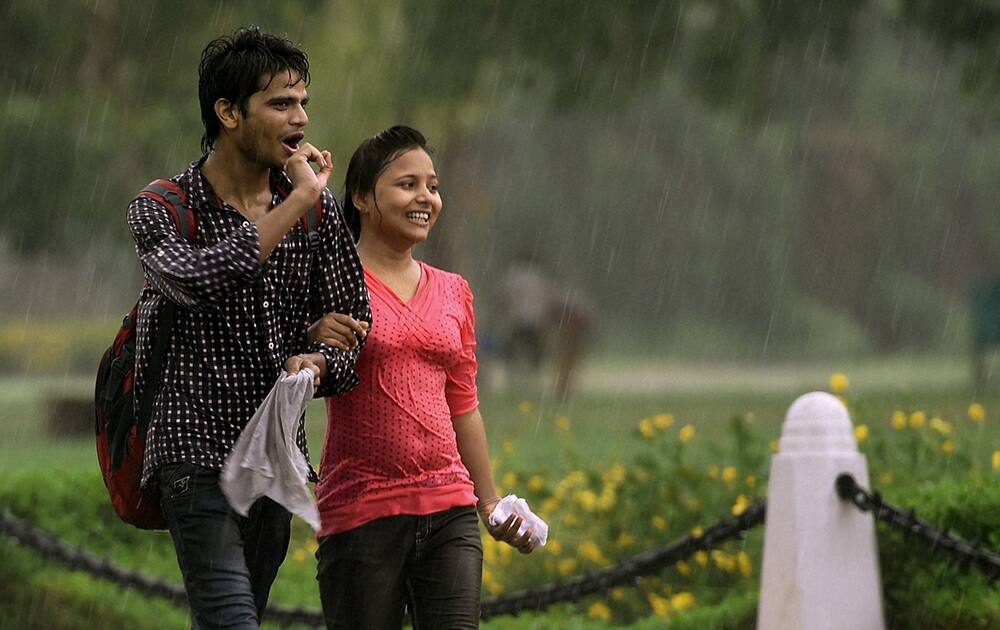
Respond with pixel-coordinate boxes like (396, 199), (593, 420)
(307, 230), (321, 251)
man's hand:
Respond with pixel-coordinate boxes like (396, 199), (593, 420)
(307, 312), (369, 351)
(285, 142), (333, 203)
(284, 352), (327, 390)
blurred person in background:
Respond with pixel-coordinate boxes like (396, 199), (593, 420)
(307, 125), (534, 629)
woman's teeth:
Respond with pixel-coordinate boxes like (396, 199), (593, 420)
(406, 211), (430, 222)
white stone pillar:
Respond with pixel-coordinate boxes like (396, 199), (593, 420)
(757, 392), (885, 630)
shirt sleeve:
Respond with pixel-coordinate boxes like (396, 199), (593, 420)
(306, 190), (373, 398)
(126, 196), (261, 311)
(446, 277), (480, 416)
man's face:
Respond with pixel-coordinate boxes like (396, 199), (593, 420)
(233, 70), (309, 169)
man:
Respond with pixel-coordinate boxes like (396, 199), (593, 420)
(127, 27), (370, 628)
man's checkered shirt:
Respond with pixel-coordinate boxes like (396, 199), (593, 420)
(127, 158), (371, 487)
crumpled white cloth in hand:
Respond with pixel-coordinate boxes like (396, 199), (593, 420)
(221, 369), (320, 532)
(488, 494), (548, 547)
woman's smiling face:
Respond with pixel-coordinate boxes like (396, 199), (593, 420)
(361, 148), (442, 248)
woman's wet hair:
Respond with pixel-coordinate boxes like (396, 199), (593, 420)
(342, 126), (431, 241)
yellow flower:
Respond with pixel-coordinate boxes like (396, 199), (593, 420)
(654, 413), (675, 429)
(575, 490), (598, 512)
(557, 558), (578, 576)
(671, 591), (696, 611)
(890, 410), (907, 430)
(829, 372), (849, 394)
(517, 400), (535, 414)
(651, 515), (668, 530)
(501, 439), (514, 455)
(501, 472), (518, 488)
(770, 439), (780, 453)
(711, 550), (737, 572)
(690, 525), (704, 538)
(611, 588), (625, 601)
(638, 418), (655, 439)
(541, 497), (559, 514)
(647, 593), (671, 617)
(745, 474), (757, 489)
(596, 490), (616, 511)
(694, 550), (708, 567)
(909, 411), (926, 429)
(555, 415), (571, 431)
(587, 601), (612, 621)
(878, 471), (893, 485)
(732, 494), (750, 516)
(679, 424), (696, 443)
(292, 548), (306, 564)
(676, 560), (692, 576)
(722, 466), (738, 483)
(546, 539), (563, 555)
(941, 440), (956, 455)
(306, 539), (319, 554)
(707, 465), (720, 479)
(853, 424), (869, 443)
(737, 551), (752, 577)
(528, 475), (545, 492)
(930, 417), (953, 435)
(579, 540), (606, 565)
(563, 513), (578, 527)
(992, 450), (1000, 471)
(617, 532), (635, 548)
(968, 403), (985, 422)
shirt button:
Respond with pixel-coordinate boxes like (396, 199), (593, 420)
(268, 342), (275, 350)
(243, 220), (250, 227)
(262, 301), (269, 308)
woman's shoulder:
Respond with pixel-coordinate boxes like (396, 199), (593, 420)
(421, 261), (472, 293)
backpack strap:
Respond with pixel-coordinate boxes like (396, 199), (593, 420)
(272, 180), (324, 250)
(138, 179), (196, 241)
(133, 179), (196, 438)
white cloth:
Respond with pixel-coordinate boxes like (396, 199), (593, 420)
(488, 494), (548, 547)
(221, 370), (320, 531)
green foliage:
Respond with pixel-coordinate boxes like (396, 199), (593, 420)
(877, 476), (1000, 629)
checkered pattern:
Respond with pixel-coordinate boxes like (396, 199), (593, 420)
(127, 158), (371, 486)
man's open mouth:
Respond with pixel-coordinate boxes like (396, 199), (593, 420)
(281, 132), (304, 153)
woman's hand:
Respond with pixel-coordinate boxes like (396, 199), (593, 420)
(307, 312), (369, 351)
(478, 498), (535, 554)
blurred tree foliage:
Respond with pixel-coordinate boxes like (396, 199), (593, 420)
(3, 0), (999, 353)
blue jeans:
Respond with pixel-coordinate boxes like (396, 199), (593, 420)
(158, 462), (292, 630)
(316, 505), (483, 629)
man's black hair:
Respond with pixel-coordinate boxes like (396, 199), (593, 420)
(198, 26), (310, 154)
(342, 126), (432, 241)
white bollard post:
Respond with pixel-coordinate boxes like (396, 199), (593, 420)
(757, 392), (885, 630)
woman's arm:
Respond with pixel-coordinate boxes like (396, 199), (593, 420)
(453, 407), (535, 554)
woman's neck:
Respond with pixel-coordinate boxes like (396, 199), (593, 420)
(357, 236), (417, 276)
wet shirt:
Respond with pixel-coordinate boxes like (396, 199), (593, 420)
(127, 158), (371, 487)
(316, 262), (480, 537)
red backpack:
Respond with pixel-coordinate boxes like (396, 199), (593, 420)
(95, 178), (323, 529)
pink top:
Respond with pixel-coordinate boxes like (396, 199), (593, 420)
(316, 262), (480, 537)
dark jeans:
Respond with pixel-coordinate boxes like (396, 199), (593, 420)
(158, 462), (292, 630)
(316, 505), (483, 629)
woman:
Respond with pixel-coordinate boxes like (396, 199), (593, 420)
(308, 126), (534, 629)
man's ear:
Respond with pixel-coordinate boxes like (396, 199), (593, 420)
(214, 98), (241, 132)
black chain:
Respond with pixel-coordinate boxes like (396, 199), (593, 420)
(1, 500), (766, 625)
(836, 473), (1000, 581)
(480, 498), (766, 619)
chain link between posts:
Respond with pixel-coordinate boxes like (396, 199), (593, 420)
(0, 499), (766, 626)
(836, 473), (1000, 581)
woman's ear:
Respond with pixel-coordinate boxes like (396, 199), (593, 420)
(352, 191), (370, 213)
(214, 98), (240, 132)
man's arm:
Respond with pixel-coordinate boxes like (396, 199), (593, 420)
(302, 191), (372, 397)
(127, 196), (261, 310)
